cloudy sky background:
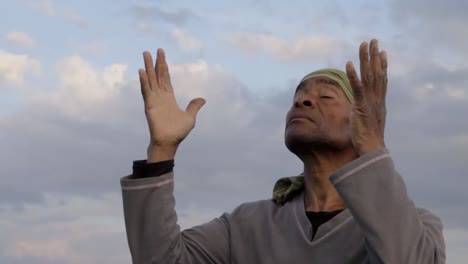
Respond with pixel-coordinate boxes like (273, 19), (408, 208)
(1, 0), (467, 263)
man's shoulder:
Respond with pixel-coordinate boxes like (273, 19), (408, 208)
(416, 207), (443, 224)
(236, 198), (276, 211)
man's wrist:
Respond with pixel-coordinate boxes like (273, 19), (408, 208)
(147, 144), (178, 163)
(358, 143), (386, 156)
(359, 145), (385, 156)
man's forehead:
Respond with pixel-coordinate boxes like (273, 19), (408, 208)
(297, 68), (354, 102)
(295, 77), (341, 93)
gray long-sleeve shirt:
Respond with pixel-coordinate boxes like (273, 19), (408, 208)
(120, 148), (445, 263)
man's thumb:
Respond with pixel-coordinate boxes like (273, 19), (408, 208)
(186, 97), (206, 117)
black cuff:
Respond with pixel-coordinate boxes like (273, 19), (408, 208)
(130, 159), (174, 179)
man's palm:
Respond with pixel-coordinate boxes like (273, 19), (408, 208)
(139, 49), (205, 148)
(346, 39), (387, 156)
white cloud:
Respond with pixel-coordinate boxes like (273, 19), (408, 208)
(0, 50), (41, 87)
(17, 55), (129, 120)
(170, 28), (202, 52)
(168, 59), (255, 129)
(5, 239), (71, 260)
(445, 87), (466, 98)
(225, 32), (346, 62)
(30, 0), (55, 16)
(17, 55), (128, 120)
(5, 32), (34, 49)
(55, 55), (127, 103)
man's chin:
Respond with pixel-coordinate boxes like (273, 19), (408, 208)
(285, 127), (318, 143)
(284, 135), (317, 155)
(285, 134), (350, 156)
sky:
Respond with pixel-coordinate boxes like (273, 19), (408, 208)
(1, 0), (467, 263)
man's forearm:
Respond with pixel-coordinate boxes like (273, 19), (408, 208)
(121, 172), (179, 263)
(121, 168), (230, 264)
(329, 148), (445, 263)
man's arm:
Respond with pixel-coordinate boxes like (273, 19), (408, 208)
(121, 168), (230, 264)
(121, 49), (230, 263)
(343, 40), (445, 263)
(329, 148), (445, 263)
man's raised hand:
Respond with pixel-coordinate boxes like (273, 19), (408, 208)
(346, 39), (388, 156)
(139, 49), (206, 162)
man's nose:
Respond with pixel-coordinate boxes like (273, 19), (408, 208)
(294, 96), (315, 108)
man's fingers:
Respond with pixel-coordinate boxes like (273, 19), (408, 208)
(143, 51), (158, 91)
(155, 48), (173, 93)
(139, 69), (151, 101)
(346, 61), (364, 105)
(380, 50), (387, 73)
(359, 42), (372, 90)
(380, 50), (388, 103)
(370, 39), (382, 92)
(186, 97), (206, 117)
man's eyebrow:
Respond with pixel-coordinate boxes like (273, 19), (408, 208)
(315, 78), (341, 91)
(322, 85), (340, 95)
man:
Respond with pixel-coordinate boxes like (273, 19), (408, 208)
(121, 39), (445, 263)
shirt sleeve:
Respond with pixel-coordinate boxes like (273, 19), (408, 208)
(129, 159), (174, 179)
(121, 170), (231, 264)
(329, 148), (445, 264)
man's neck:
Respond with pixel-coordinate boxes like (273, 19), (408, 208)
(301, 147), (359, 212)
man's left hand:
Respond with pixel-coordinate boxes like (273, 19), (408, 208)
(346, 39), (388, 156)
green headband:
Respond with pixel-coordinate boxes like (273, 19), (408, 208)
(300, 68), (354, 103)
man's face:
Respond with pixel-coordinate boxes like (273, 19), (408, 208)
(284, 77), (353, 155)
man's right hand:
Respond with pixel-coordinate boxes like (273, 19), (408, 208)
(139, 49), (206, 162)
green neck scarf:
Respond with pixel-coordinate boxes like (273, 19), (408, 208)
(272, 175), (304, 204)
(272, 68), (354, 204)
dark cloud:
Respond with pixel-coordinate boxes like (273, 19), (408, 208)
(2, 55), (468, 231)
(0, 184), (45, 208)
(71, 232), (130, 263)
(0, 256), (64, 264)
(386, 65), (468, 138)
(0, 83), (146, 206)
(3, 1), (466, 263)
(382, 62), (468, 228)
(390, 0), (468, 54)
(391, 0), (468, 22)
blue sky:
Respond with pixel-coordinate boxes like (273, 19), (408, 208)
(1, 0), (468, 263)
